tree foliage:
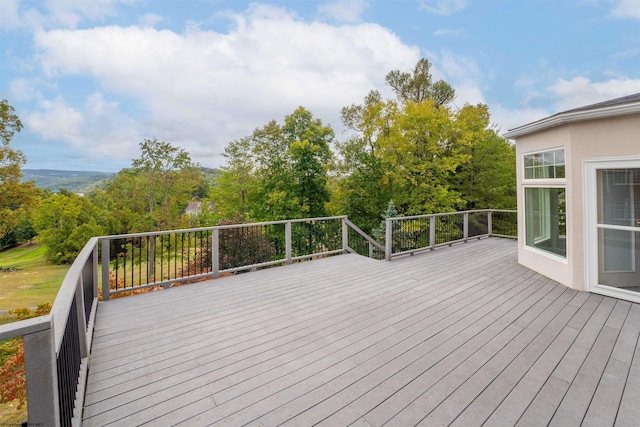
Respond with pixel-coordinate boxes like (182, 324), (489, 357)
(332, 58), (515, 233)
(0, 100), (40, 242)
(213, 107), (334, 222)
(32, 191), (105, 264)
(385, 58), (456, 106)
(105, 138), (202, 233)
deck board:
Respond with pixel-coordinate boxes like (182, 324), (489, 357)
(82, 238), (640, 426)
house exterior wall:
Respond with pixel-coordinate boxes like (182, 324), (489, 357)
(515, 126), (572, 287)
(568, 113), (640, 292)
(515, 112), (640, 292)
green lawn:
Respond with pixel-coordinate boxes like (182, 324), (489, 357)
(0, 244), (69, 312)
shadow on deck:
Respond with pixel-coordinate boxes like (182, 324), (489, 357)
(82, 238), (640, 426)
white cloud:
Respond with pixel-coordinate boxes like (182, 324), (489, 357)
(437, 50), (485, 106)
(549, 76), (640, 110)
(433, 28), (464, 36)
(0, 0), (135, 30)
(610, 0), (640, 20)
(497, 74), (640, 133)
(138, 13), (164, 27)
(29, 4), (421, 167)
(8, 78), (43, 102)
(493, 105), (551, 134)
(27, 93), (142, 162)
(318, 0), (368, 23)
(418, 0), (467, 16)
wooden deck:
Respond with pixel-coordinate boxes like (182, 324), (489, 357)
(82, 238), (640, 426)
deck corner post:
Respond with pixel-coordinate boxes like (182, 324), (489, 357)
(92, 243), (99, 302)
(342, 217), (349, 254)
(385, 218), (392, 261)
(212, 228), (219, 279)
(285, 221), (292, 264)
(24, 317), (60, 427)
(101, 239), (110, 301)
(488, 210), (493, 237)
(463, 212), (469, 242)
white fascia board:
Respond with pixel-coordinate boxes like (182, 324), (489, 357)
(503, 102), (640, 139)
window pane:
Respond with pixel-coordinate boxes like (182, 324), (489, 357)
(525, 187), (566, 257)
(597, 169), (640, 227)
(524, 148), (565, 180)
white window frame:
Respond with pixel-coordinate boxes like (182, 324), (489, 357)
(522, 147), (567, 259)
(584, 157), (640, 303)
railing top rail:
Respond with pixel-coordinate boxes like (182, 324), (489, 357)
(387, 209), (516, 222)
(0, 314), (52, 341)
(0, 237), (98, 343)
(98, 215), (348, 241)
(50, 236), (98, 350)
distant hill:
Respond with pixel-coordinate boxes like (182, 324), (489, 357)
(21, 169), (114, 193)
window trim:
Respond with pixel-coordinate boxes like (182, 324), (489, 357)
(523, 185), (567, 259)
(522, 147), (567, 182)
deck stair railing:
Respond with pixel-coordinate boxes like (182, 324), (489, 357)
(0, 210), (516, 425)
(99, 216), (381, 300)
(385, 209), (517, 260)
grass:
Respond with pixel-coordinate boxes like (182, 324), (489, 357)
(0, 243), (69, 312)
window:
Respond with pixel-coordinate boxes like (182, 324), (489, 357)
(523, 148), (566, 258)
(524, 148), (565, 179)
(525, 188), (566, 257)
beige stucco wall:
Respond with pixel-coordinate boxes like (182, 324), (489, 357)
(515, 126), (572, 287)
(514, 112), (640, 292)
(568, 113), (640, 291)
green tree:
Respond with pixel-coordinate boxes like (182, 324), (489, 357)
(210, 137), (260, 222)
(283, 107), (333, 218)
(333, 91), (396, 233)
(105, 138), (202, 232)
(453, 129), (516, 209)
(214, 107), (334, 222)
(385, 58), (456, 106)
(0, 100), (39, 242)
(32, 191), (105, 264)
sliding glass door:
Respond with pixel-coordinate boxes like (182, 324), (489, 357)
(587, 162), (640, 301)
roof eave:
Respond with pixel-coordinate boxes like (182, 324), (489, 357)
(503, 102), (640, 139)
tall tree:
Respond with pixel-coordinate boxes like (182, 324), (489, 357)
(213, 107), (334, 222)
(283, 107), (333, 218)
(0, 100), (39, 242)
(333, 91), (396, 233)
(385, 58), (456, 106)
(210, 137), (260, 222)
(106, 138), (202, 232)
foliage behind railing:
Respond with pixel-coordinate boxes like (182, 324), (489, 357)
(385, 209), (517, 260)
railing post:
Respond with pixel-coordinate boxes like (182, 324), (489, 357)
(101, 239), (110, 301)
(488, 210), (493, 237)
(342, 217), (349, 254)
(463, 212), (469, 243)
(212, 228), (219, 279)
(75, 280), (88, 358)
(24, 317), (60, 427)
(285, 221), (292, 264)
(429, 215), (436, 250)
(92, 244), (98, 303)
(385, 218), (392, 261)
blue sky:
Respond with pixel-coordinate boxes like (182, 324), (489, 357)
(1, 0), (639, 172)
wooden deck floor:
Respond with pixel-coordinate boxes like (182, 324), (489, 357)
(83, 238), (640, 426)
